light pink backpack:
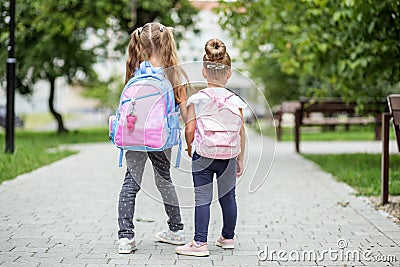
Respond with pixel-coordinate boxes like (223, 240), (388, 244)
(194, 88), (243, 159)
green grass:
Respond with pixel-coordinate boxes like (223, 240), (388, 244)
(0, 127), (109, 184)
(256, 121), (400, 196)
(256, 123), (395, 141)
(22, 113), (76, 129)
(303, 153), (400, 196)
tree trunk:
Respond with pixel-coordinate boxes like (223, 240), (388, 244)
(131, 0), (137, 26)
(49, 77), (68, 133)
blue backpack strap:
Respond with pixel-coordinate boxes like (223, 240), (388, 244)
(175, 137), (182, 168)
(136, 61), (163, 75)
(166, 85), (175, 113)
(138, 61), (150, 74)
(118, 148), (124, 167)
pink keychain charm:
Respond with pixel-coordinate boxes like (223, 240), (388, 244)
(126, 99), (137, 131)
(126, 114), (137, 131)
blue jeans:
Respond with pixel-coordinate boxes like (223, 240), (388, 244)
(192, 152), (237, 243)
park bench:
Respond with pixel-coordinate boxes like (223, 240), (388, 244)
(273, 101), (300, 141)
(293, 98), (382, 153)
(381, 94), (400, 205)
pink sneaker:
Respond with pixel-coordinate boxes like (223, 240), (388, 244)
(215, 236), (234, 249)
(175, 240), (209, 257)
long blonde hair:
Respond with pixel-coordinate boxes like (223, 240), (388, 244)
(125, 22), (187, 103)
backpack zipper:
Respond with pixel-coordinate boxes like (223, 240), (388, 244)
(121, 92), (161, 105)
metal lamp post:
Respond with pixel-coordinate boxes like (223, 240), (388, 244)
(5, 0), (16, 153)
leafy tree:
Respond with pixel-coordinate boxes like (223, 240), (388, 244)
(249, 56), (300, 107)
(0, 0), (198, 133)
(82, 74), (123, 111)
(218, 0), (400, 112)
(83, 0), (200, 111)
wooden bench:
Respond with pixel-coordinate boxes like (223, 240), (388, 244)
(381, 94), (400, 204)
(273, 101), (300, 141)
(294, 98), (382, 153)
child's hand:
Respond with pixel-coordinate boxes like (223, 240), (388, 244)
(236, 158), (244, 178)
(186, 146), (192, 158)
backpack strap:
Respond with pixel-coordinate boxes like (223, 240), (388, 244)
(141, 61), (151, 74)
(118, 148), (124, 167)
(136, 61), (164, 75)
(175, 137), (182, 168)
(200, 89), (236, 109)
(200, 88), (235, 100)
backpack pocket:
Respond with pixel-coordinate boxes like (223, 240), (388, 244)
(199, 116), (241, 147)
(114, 91), (167, 149)
(167, 111), (181, 147)
(109, 115), (117, 141)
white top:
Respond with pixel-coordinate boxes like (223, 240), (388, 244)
(187, 87), (247, 115)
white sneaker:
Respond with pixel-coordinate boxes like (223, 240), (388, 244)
(118, 238), (136, 254)
(155, 229), (186, 245)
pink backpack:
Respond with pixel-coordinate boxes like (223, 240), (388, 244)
(194, 88), (243, 159)
(109, 61), (181, 167)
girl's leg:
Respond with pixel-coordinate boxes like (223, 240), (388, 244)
(148, 149), (183, 231)
(192, 152), (215, 243)
(118, 151), (147, 239)
(216, 158), (237, 239)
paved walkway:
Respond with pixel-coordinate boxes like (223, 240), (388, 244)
(0, 131), (399, 266)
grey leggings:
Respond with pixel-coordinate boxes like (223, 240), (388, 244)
(118, 149), (184, 239)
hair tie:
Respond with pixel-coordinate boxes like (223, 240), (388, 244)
(160, 25), (165, 32)
(138, 27), (143, 35)
(206, 64), (225, 70)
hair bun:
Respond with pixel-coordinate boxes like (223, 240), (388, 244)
(205, 39), (226, 61)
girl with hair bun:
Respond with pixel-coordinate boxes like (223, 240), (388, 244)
(176, 38), (246, 257)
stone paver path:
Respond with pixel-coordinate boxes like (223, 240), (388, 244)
(0, 131), (399, 266)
